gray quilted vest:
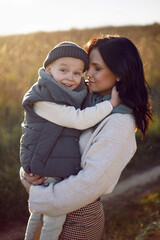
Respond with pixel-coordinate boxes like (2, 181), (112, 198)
(20, 68), (87, 178)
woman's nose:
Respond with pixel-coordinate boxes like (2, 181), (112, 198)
(86, 68), (92, 77)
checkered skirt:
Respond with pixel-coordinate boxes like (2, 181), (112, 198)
(59, 198), (105, 240)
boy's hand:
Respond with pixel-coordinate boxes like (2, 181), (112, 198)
(109, 86), (121, 108)
(20, 176), (31, 194)
(24, 172), (46, 186)
(20, 169), (48, 194)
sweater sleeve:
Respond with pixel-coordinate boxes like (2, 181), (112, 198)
(33, 101), (113, 130)
(29, 114), (137, 216)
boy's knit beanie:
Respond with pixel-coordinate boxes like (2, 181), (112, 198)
(43, 41), (89, 72)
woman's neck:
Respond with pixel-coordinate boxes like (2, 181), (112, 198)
(98, 89), (112, 96)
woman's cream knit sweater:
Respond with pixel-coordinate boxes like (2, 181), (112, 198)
(29, 102), (137, 217)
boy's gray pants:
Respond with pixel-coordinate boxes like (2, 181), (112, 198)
(25, 212), (66, 240)
(25, 177), (66, 240)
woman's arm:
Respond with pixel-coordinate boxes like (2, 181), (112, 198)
(28, 114), (136, 216)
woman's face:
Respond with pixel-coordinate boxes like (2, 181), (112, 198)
(87, 48), (118, 96)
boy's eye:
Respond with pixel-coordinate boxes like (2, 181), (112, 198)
(74, 72), (81, 76)
(60, 69), (66, 73)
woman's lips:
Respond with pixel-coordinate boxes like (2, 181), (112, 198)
(89, 80), (96, 84)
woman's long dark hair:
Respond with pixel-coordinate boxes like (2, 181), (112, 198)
(85, 35), (152, 138)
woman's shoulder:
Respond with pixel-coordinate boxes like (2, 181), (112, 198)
(108, 113), (135, 126)
(99, 113), (136, 138)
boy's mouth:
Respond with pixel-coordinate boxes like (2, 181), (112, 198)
(62, 82), (73, 88)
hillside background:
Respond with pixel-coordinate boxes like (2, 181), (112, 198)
(0, 24), (160, 229)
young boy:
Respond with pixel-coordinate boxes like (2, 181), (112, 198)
(20, 41), (119, 240)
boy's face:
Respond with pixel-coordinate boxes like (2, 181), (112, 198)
(45, 57), (84, 90)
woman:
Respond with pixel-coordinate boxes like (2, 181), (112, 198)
(21, 35), (152, 239)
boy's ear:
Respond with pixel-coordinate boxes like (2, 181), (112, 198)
(45, 65), (51, 75)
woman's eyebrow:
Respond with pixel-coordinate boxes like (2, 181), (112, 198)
(91, 62), (102, 67)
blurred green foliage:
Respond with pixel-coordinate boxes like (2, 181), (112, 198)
(0, 24), (159, 224)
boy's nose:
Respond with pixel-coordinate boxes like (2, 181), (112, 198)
(66, 73), (73, 80)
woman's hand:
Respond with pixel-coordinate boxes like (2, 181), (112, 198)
(109, 86), (121, 107)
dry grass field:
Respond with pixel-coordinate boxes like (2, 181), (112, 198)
(0, 24), (160, 239)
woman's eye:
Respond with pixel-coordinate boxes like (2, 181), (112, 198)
(95, 68), (101, 71)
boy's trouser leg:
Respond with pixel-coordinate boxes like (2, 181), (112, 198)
(40, 214), (66, 240)
(25, 212), (43, 240)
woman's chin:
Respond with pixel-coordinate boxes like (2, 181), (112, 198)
(88, 86), (97, 93)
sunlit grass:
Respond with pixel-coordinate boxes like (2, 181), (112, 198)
(148, 114), (160, 134)
(102, 178), (160, 240)
(136, 220), (160, 240)
(0, 24), (159, 234)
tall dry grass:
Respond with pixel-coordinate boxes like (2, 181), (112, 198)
(0, 24), (159, 226)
